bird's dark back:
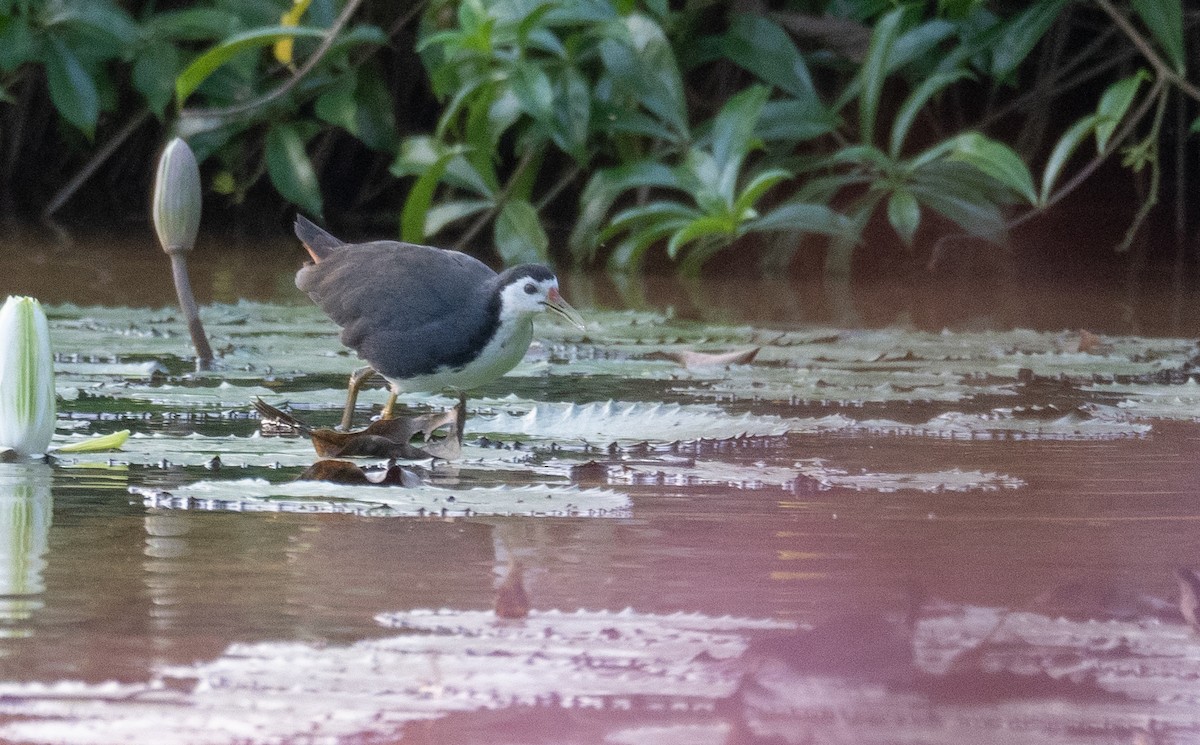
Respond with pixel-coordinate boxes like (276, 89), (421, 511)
(296, 238), (503, 379)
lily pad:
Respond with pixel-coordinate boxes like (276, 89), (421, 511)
(132, 479), (632, 517)
(0, 608), (794, 745)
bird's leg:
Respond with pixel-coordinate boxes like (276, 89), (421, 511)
(455, 391), (467, 444)
(381, 390), (399, 420)
(341, 365), (376, 431)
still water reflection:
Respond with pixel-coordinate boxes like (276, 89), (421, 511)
(0, 234), (1198, 743)
(0, 463), (52, 637)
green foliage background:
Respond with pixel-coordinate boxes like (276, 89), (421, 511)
(0, 0), (1196, 274)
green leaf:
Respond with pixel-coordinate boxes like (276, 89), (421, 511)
(887, 188), (921, 246)
(1130, 0), (1184, 73)
(568, 161), (681, 259)
(495, 199), (549, 265)
(710, 86), (769, 202)
(176, 25), (385, 104)
(858, 8), (905, 145)
(1095, 70), (1149, 153)
(316, 66), (397, 151)
(605, 201), (697, 236)
(598, 14), (689, 140)
(887, 19), (956, 72)
(744, 201), (857, 239)
(391, 136), (495, 199)
(150, 8), (241, 41)
(825, 144), (894, 172)
(733, 168), (792, 217)
(400, 150), (456, 243)
(43, 38), (99, 138)
(1039, 113), (1101, 205)
(667, 215), (735, 259)
(722, 14), (816, 100)
(425, 199), (492, 236)
(177, 26), (323, 104)
(43, 1), (139, 48)
(889, 70), (972, 158)
(265, 123), (323, 219)
(551, 68), (591, 163)
(758, 99), (837, 142)
(946, 132), (1037, 205)
(509, 62), (554, 124)
(991, 0), (1067, 80)
(132, 43), (180, 117)
(1191, 114), (1200, 134)
(0, 16), (35, 73)
(909, 181), (1006, 243)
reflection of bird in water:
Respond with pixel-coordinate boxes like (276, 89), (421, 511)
(494, 561), (530, 620)
(294, 216), (584, 432)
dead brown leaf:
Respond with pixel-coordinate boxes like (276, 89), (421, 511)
(254, 398), (461, 460)
(297, 459), (423, 486)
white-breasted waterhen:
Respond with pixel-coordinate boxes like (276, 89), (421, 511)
(294, 215), (585, 432)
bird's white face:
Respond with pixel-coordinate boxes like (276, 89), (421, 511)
(498, 276), (586, 329)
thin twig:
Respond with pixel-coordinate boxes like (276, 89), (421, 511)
(534, 164), (582, 211)
(1112, 86), (1169, 253)
(980, 26), (1124, 131)
(1008, 76), (1166, 229)
(452, 149), (536, 252)
(180, 0), (369, 121)
(1095, 0), (1200, 102)
(42, 107), (152, 218)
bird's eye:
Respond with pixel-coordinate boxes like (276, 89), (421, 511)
(523, 282), (537, 295)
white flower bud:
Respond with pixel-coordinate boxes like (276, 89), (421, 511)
(152, 137), (202, 255)
(0, 297), (56, 456)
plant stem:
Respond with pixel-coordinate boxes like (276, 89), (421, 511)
(1113, 86), (1169, 253)
(169, 253), (214, 370)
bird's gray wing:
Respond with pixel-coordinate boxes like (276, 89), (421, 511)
(296, 241), (499, 378)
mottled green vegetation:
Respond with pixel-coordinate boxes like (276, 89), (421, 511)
(0, 0), (1195, 274)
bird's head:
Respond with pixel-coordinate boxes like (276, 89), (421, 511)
(496, 265), (585, 329)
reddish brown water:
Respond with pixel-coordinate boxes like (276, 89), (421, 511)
(1, 231), (1200, 744)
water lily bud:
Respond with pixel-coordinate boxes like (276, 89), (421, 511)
(0, 297), (56, 457)
(152, 137), (202, 255)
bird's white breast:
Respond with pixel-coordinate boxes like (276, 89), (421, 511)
(389, 315), (534, 393)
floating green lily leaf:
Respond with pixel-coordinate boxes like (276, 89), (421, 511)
(54, 430), (131, 453)
(606, 459), (1024, 493)
(134, 480), (631, 518)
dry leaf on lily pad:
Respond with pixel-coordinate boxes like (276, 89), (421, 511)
(649, 347), (759, 368)
(254, 398), (460, 460)
(1078, 329), (1114, 355)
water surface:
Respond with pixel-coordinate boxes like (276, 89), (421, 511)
(1, 233), (1199, 744)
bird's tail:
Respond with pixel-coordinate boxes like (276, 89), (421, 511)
(294, 214), (345, 263)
